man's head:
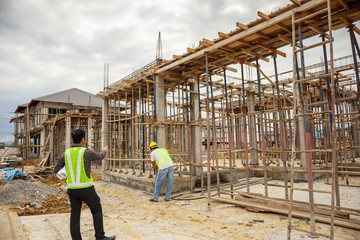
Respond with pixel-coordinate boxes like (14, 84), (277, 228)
(72, 129), (86, 144)
(149, 142), (158, 151)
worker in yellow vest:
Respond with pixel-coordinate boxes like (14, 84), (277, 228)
(148, 142), (174, 202)
(54, 129), (115, 240)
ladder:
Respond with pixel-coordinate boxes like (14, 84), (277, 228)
(38, 115), (58, 167)
(288, 0), (337, 239)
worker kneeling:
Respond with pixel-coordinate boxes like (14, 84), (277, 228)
(54, 129), (115, 240)
(148, 142), (174, 202)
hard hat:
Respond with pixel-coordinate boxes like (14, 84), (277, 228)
(149, 142), (158, 151)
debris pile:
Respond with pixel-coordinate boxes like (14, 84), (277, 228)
(15, 193), (71, 216)
(0, 155), (23, 168)
(0, 179), (60, 205)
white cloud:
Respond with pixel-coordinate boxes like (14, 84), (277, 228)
(0, 0), (358, 142)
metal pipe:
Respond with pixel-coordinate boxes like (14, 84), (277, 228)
(210, 75), (221, 196)
(298, 20), (316, 235)
(274, 53), (289, 200)
(224, 69), (234, 198)
(205, 52), (212, 211)
(241, 63), (250, 193)
(142, 89), (145, 173)
(256, 58), (268, 197)
(197, 77), (204, 195)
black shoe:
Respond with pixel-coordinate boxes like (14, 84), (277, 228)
(96, 236), (116, 240)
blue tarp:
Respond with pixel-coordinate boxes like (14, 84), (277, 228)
(2, 168), (29, 182)
(202, 154), (213, 159)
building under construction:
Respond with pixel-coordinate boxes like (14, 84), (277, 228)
(97, 0), (360, 238)
(12, 88), (102, 166)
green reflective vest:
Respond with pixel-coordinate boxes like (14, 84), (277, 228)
(153, 148), (173, 169)
(65, 147), (93, 189)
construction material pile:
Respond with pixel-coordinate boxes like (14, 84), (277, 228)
(0, 179), (58, 205)
(0, 178), (72, 216)
(0, 155), (23, 169)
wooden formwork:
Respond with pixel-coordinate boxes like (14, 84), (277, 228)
(99, 0), (360, 239)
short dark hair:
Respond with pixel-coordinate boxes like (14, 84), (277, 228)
(72, 129), (85, 144)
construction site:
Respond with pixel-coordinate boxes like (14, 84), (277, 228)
(1, 0), (360, 239)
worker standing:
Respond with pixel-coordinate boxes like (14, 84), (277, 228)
(54, 129), (115, 240)
(148, 142), (174, 202)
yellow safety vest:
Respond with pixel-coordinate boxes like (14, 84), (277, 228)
(65, 147), (93, 189)
(153, 148), (173, 169)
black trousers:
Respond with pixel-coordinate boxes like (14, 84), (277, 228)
(67, 186), (105, 240)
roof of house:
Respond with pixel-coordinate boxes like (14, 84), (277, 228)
(15, 88), (103, 113)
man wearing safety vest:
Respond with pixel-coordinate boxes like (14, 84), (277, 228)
(148, 142), (174, 202)
(54, 129), (115, 240)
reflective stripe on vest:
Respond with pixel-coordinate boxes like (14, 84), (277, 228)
(153, 148), (173, 169)
(65, 147), (93, 189)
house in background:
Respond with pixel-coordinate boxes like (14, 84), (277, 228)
(11, 88), (103, 165)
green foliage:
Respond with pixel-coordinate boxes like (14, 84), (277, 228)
(0, 142), (5, 149)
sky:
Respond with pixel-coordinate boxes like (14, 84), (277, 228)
(0, 0), (358, 143)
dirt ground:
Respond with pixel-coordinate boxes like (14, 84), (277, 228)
(1, 160), (359, 240)
(12, 178), (360, 240)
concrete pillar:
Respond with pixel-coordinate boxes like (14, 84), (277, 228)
(26, 106), (30, 159)
(65, 112), (71, 149)
(101, 97), (109, 172)
(352, 101), (360, 157)
(88, 117), (93, 150)
(40, 127), (45, 155)
(14, 116), (19, 146)
(191, 81), (202, 176)
(248, 90), (258, 165)
(155, 75), (166, 148)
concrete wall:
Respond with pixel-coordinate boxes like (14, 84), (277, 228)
(102, 171), (191, 194)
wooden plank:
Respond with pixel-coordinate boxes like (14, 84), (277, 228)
(278, 34), (300, 48)
(256, 32), (271, 40)
(39, 151), (50, 167)
(38, 115), (58, 160)
(218, 32), (230, 38)
(258, 11), (291, 32)
(173, 55), (183, 60)
(231, 194), (348, 219)
(156, 0), (327, 74)
(187, 47), (197, 53)
(290, 0), (302, 6)
(258, 11), (270, 20)
(241, 49), (269, 62)
(211, 197), (360, 230)
(309, 25), (329, 38)
(258, 43), (287, 57)
(338, 0), (350, 10)
(236, 22), (249, 30)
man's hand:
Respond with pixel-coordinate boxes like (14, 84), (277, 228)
(103, 145), (109, 152)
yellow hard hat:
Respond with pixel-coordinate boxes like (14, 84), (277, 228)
(149, 142), (158, 151)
